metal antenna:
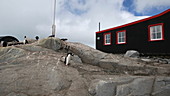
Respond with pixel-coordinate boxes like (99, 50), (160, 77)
(52, 0), (56, 37)
(99, 22), (100, 32)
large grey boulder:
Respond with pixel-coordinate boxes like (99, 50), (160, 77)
(88, 76), (170, 96)
(116, 77), (154, 96)
(124, 50), (140, 58)
(0, 47), (26, 63)
(88, 80), (116, 96)
(37, 37), (63, 51)
(152, 77), (170, 96)
(67, 42), (107, 65)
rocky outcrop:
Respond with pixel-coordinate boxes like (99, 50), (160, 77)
(67, 42), (107, 65)
(0, 38), (170, 96)
(124, 50), (140, 58)
(89, 76), (170, 96)
(36, 37), (63, 51)
(65, 41), (170, 76)
(0, 47), (26, 64)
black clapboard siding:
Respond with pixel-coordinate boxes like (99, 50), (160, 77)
(96, 9), (170, 55)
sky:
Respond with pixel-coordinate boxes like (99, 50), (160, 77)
(0, 0), (169, 48)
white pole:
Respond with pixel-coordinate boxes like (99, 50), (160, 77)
(52, 0), (56, 37)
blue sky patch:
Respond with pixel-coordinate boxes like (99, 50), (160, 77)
(64, 0), (87, 15)
(78, 0), (86, 5)
(123, 0), (170, 16)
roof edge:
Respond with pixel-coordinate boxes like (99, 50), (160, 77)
(96, 9), (170, 34)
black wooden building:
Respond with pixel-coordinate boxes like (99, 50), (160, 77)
(96, 9), (170, 55)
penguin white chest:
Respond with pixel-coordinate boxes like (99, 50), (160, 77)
(1, 41), (4, 46)
(23, 40), (26, 44)
(66, 54), (71, 65)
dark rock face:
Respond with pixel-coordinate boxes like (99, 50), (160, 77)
(0, 38), (170, 96)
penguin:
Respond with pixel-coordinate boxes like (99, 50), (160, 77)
(23, 36), (28, 44)
(3, 41), (7, 47)
(35, 36), (39, 41)
(0, 41), (4, 47)
(64, 53), (74, 65)
(1, 41), (7, 47)
(49, 35), (55, 37)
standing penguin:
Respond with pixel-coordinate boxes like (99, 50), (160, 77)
(23, 36), (28, 44)
(0, 41), (4, 47)
(64, 53), (74, 65)
(2, 41), (7, 47)
(1, 41), (7, 47)
(35, 36), (39, 41)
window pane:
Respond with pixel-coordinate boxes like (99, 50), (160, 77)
(107, 34), (110, 39)
(152, 33), (156, 39)
(106, 34), (108, 38)
(122, 38), (125, 42)
(121, 38), (123, 42)
(106, 40), (108, 43)
(152, 26), (156, 33)
(118, 32), (126, 43)
(108, 34), (110, 37)
(105, 34), (110, 44)
(157, 33), (161, 39)
(156, 25), (161, 32)
(150, 24), (163, 40)
(121, 32), (123, 36)
(150, 27), (153, 33)
(118, 33), (121, 38)
(122, 32), (125, 37)
(106, 39), (109, 43)
(119, 38), (122, 42)
(108, 35), (111, 40)
(119, 32), (125, 37)
(107, 38), (110, 41)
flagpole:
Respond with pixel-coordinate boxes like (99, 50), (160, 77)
(52, 0), (56, 37)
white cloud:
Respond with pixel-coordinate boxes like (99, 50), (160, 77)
(0, 0), (53, 40)
(133, 0), (170, 13)
(56, 0), (148, 47)
(0, 0), (149, 48)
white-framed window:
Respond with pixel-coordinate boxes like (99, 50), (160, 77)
(149, 23), (164, 41)
(117, 30), (126, 44)
(104, 33), (111, 45)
